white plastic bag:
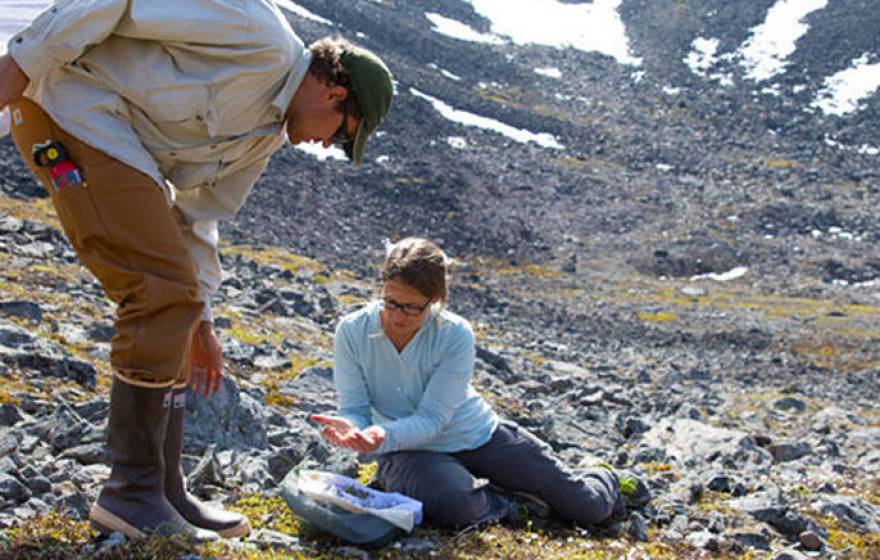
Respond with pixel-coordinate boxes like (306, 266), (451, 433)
(297, 470), (423, 531)
(0, 108), (10, 138)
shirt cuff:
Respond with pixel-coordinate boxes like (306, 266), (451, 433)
(200, 303), (213, 323)
(197, 283), (213, 323)
(375, 427), (395, 454)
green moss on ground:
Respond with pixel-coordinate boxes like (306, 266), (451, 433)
(0, 498), (839, 559)
(259, 354), (330, 409)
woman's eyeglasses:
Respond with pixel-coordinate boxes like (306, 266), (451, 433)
(383, 297), (430, 317)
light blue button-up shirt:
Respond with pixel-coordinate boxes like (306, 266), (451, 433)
(333, 301), (498, 454)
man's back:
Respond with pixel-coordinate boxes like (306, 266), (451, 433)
(10, 0), (309, 193)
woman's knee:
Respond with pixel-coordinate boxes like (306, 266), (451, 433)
(377, 451), (494, 528)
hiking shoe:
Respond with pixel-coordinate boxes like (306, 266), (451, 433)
(619, 471), (651, 509)
(595, 463), (651, 509)
(488, 484), (551, 527)
(508, 489), (551, 519)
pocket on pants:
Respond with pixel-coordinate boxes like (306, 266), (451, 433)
(49, 171), (102, 247)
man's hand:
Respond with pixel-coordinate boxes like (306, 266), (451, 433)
(311, 415), (386, 453)
(189, 320), (223, 396)
(0, 55), (29, 110)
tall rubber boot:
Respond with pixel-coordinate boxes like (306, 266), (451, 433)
(89, 377), (218, 541)
(165, 387), (251, 538)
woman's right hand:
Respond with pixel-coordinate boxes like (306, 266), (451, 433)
(0, 55), (29, 110)
(311, 414), (385, 453)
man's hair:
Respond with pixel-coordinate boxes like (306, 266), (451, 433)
(380, 238), (448, 305)
(309, 37), (361, 118)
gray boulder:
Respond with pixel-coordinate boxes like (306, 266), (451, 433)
(0, 323), (97, 389)
(0, 323), (35, 349)
(231, 454), (275, 492)
(0, 300), (43, 323)
(185, 378), (268, 450)
(768, 441), (812, 463)
(729, 530), (771, 551)
(33, 404), (92, 453)
(0, 428), (19, 458)
(728, 489), (822, 539)
(812, 495), (880, 533)
(771, 551), (808, 560)
(0, 404), (23, 427)
(773, 397), (806, 413)
(642, 418), (752, 464)
(0, 473), (30, 504)
(249, 528), (303, 552)
(798, 530), (825, 551)
(56, 488), (91, 518)
(59, 442), (106, 465)
(686, 530), (721, 552)
(278, 366), (336, 415)
(848, 428), (880, 449)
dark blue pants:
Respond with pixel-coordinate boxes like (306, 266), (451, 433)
(376, 422), (622, 528)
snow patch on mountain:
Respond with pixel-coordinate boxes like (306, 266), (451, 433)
(426, 12), (503, 45)
(534, 67), (562, 79)
(813, 54), (880, 116)
(428, 64), (463, 82)
(684, 37), (734, 87)
(410, 88), (564, 150)
(685, 37), (720, 75)
(274, 0), (333, 25)
(462, 0), (641, 66)
(738, 0), (828, 82)
(293, 142), (347, 162)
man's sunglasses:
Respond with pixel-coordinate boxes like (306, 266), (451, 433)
(332, 103), (351, 147)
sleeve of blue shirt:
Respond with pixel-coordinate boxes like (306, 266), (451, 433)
(333, 320), (373, 430)
(376, 320), (476, 453)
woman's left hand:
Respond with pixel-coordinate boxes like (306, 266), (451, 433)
(355, 425), (386, 453)
(334, 425), (386, 453)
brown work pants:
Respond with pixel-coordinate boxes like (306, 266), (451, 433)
(10, 98), (202, 387)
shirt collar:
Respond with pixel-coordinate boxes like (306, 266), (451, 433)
(368, 300), (385, 340)
(272, 49), (313, 120)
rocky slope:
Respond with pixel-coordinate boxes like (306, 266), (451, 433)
(0, 0), (878, 558)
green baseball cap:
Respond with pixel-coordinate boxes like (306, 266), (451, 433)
(340, 47), (393, 165)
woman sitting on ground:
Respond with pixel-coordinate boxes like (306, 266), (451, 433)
(312, 237), (629, 528)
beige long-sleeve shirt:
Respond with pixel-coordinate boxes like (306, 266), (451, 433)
(8, 0), (311, 321)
